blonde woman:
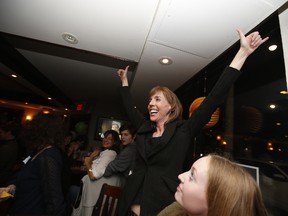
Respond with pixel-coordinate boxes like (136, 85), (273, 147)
(158, 154), (269, 216)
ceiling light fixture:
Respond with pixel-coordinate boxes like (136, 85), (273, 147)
(269, 104), (276, 109)
(26, 115), (32, 121)
(268, 44), (277, 51)
(43, 110), (50, 114)
(280, 90), (288, 94)
(159, 57), (173, 65)
(62, 32), (79, 44)
(11, 74), (17, 78)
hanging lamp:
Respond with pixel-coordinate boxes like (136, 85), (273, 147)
(188, 71), (220, 129)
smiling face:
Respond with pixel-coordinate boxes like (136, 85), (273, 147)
(148, 91), (171, 124)
(175, 156), (210, 216)
(101, 133), (115, 149)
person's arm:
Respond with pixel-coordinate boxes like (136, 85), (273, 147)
(188, 30), (268, 134)
(86, 150), (117, 181)
(0, 184), (16, 195)
(229, 29), (268, 70)
(84, 148), (101, 180)
(117, 65), (129, 87)
(117, 66), (145, 129)
(84, 157), (96, 180)
(103, 144), (136, 177)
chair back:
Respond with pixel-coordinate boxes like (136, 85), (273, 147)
(92, 183), (122, 216)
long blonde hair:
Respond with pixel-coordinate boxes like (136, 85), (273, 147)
(149, 86), (183, 124)
(206, 155), (268, 216)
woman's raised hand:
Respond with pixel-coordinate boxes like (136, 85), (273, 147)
(230, 29), (269, 70)
(237, 29), (269, 57)
(117, 65), (129, 86)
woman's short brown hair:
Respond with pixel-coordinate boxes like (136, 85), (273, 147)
(149, 86), (183, 124)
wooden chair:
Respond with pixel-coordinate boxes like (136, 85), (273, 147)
(92, 183), (122, 216)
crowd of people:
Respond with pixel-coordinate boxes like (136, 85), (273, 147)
(0, 29), (271, 216)
(0, 113), (138, 216)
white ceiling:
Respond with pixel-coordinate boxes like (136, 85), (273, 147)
(0, 0), (287, 114)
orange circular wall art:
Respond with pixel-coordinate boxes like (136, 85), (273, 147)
(189, 97), (220, 129)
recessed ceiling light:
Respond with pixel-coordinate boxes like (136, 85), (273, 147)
(62, 32), (78, 44)
(268, 44), (277, 51)
(43, 110), (50, 114)
(280, 90), (288, 94)
(159, 57), (173, 65)
(11, 74), (17, 78)
(26, 115), (32, 121)
(269, 104), (276, 109)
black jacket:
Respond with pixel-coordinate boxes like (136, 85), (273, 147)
(104, 142), (136, 179)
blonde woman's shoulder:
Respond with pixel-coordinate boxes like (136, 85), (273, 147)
(157, 201), (187, 216)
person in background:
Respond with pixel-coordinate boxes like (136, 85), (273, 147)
(0, 121), (21, 186)
(71, 129), (120, 216)
(63, 131), (77, 151)
(103, 122), (137, 185)
(111, 122), (120, 133)
(67, 135), (87, 167)
(0, 113), (67, 216)
(116, 29), (269, 215)
(158, 154), (269, 216)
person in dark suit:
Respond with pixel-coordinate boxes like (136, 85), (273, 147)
(1, 113), (67, 216)
(116, 29), (268, 216)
